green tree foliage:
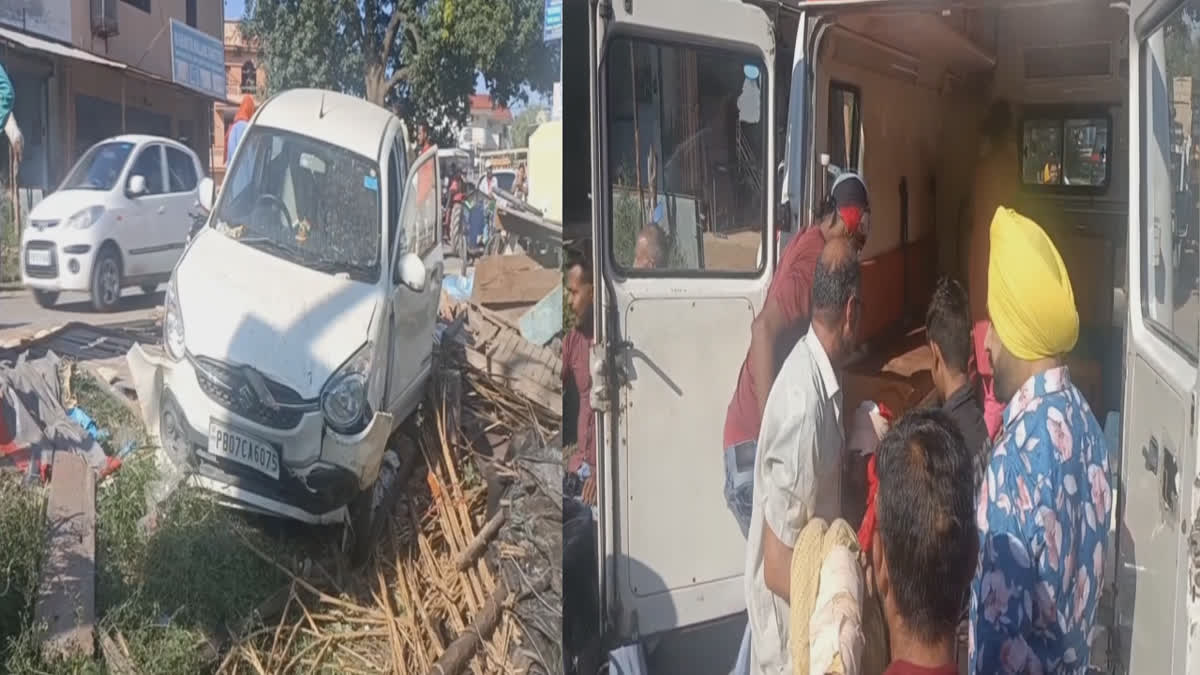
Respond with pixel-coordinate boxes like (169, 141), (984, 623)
(242, 0), (557, 145)
(511, 104), (546, 148)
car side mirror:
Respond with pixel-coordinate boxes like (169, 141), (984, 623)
(394, 251), (426, 291)
(197, 176), (215, 211)
(127, 174), (147, 196)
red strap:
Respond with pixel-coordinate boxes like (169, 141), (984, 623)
(858, 453), (880, 553)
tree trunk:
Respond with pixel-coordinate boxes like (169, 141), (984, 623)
(365, 60), (388, 105)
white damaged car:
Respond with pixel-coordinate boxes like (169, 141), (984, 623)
(127, 89), (442, 548)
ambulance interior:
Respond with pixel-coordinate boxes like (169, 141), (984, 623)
(794, 0), (1131, 433)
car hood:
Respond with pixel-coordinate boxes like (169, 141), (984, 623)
(176, 232), (382, 399)
(27, 190), (106, 223)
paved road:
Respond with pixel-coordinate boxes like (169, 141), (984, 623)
(0, 286), (164, 341)
(0, 249), (469, 343)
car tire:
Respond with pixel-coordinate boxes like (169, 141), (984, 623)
(140, 283), (158, 295)
(90, 247), (122, 312)
(343, 437), (414, 565)
(31, 289), (59, 308)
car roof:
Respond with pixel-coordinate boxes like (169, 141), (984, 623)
(253, 89), (396, 161)
(100, 134), (198, 157)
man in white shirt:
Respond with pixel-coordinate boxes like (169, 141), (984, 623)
(744, 238), (863, 674)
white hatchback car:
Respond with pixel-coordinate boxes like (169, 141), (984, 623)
(21, 135), (204, 311)
(126, 90), (442, 552)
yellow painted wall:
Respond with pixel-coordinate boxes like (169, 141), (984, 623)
(528, 120), (562, 223)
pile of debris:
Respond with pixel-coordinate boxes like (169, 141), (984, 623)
(214, 308), (562, 674)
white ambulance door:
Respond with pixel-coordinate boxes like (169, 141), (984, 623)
(590, 0), (778, 640)
(1117, 2), (1199, 673)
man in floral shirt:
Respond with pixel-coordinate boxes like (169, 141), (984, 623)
(969, 207), (1112, 674)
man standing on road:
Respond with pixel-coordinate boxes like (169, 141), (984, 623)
(969, 207), (1110, 674)
(745, 238), (862, 674)
(563, 247), (597, 505)
(723, 172), (870, 537)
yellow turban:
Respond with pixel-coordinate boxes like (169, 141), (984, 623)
(987, 207), (1079, 360)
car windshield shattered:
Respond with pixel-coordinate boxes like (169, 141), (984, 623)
(61, 141), (135, 191)
(212, 126), (382, 283)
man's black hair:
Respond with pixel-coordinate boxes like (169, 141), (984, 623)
(925, 277), (972, 373)
(876, 408), (976, 645)
(810, 243), (861, 326)
(566, 244), (593, 283)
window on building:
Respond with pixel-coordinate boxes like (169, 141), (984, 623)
(130, 145), (165, 195)
(166, 147), (198, 193)
(241, 61), (258, 94)
(1141, 2), (1200, 358)
(122, 0), (150, 13)
(186, 0), (197, 27)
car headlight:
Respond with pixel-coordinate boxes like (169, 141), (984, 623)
(164, 276), (185, 360)
(321, 342), (373, 435)
(66, 205), (105, 230)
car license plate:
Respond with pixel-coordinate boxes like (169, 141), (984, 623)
(26, 249), (50, 266)
(207, 421), (280, 479)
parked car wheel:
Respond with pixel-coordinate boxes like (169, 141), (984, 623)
(140, 283), (158, 295)
(31, 289), (59, 308)
(91, 247), (123, 312)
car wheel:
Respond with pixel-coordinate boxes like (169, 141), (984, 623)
(31, 289), (59, 308)
(343, 445), (406, 566)
(140, 283), (158, 295)
(90, 248), (122, 312)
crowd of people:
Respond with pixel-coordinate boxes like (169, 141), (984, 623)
(562, 99), (1113, 675)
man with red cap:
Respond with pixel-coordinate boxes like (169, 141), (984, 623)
(722, 171), (871, 537)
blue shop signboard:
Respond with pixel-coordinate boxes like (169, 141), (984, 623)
(169, 19), (226, 100)
(543, 0), (562, 43)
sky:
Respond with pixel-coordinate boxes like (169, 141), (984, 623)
(224, 0), (551, 112)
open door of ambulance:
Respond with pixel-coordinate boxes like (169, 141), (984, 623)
(591, 0), (779, 639)
(1117, 1), (1199, 672)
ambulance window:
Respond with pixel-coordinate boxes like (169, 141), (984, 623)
(828, 82), (861, 173)
(1141, 3), (1200, 358)
(605, 36), (768, 274)
(1020, 113), (1111, 189)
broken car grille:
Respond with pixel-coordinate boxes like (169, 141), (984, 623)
(191, 355), (314, 430)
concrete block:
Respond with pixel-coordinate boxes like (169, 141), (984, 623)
(34, 451), (96, 659)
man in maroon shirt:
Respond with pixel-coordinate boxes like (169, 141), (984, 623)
(564, 248), (597, 504)
(870, 409), (975, 675)
(722, 172), (870, 535)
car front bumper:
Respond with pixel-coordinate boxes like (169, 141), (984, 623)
(126, 343), (394, 524)
(21, 237), (97, 293)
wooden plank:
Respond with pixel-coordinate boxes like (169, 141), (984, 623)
(35, 452), (96, 659)
(471, 254), (560, 309)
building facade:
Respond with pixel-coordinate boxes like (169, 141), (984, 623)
(0, 0), (225, 203)
(459, 94), (513, 152)
(211, 20), (264, 184)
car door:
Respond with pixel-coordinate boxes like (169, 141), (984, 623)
(590, 0), (777, 639)
(386, 141), (442, 417)
(162, 145), (200, 270)
(1116, 3), (1199, 673)
(123, 143), (175, 276)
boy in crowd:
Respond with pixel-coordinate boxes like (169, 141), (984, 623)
(870, 409), (976, 675)
(925, 277), (990, 485)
